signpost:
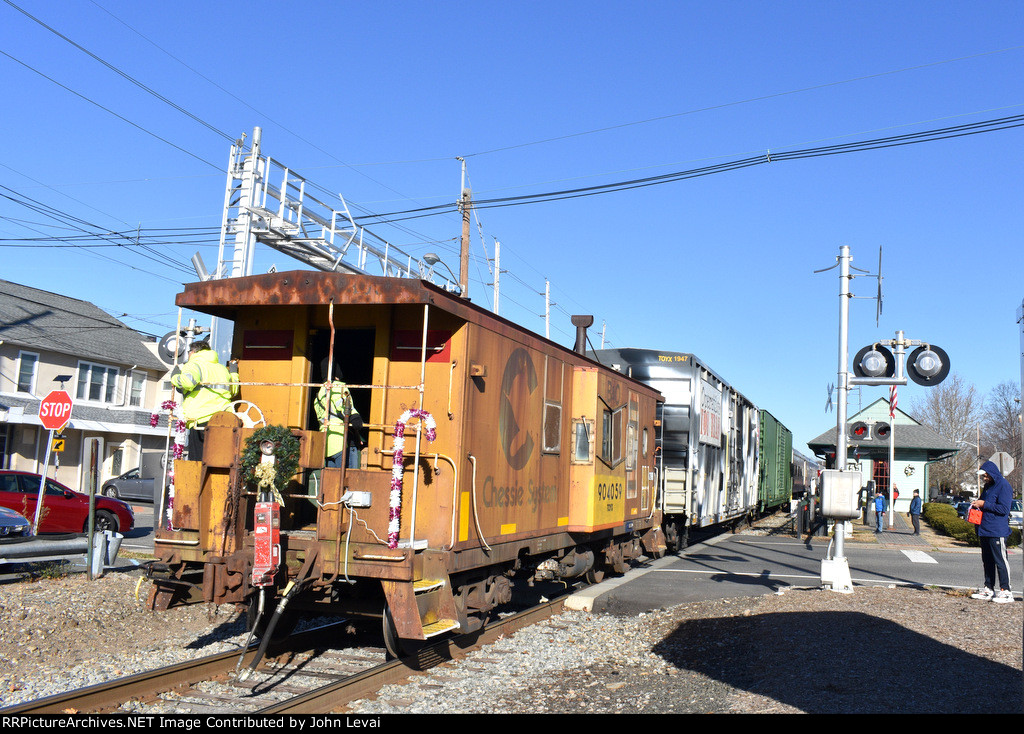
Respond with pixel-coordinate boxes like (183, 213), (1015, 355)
(32, 390), (73, 535)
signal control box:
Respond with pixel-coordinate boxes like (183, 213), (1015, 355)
(821, 470), (861, 520)
(252, 501), (280, 587)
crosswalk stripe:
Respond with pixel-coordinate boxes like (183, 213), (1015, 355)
(901, 549), (937, 564)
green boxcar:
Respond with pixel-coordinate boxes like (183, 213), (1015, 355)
(758, 410), (793, 513)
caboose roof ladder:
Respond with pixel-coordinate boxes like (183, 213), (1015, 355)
(216, 127), (458, 289)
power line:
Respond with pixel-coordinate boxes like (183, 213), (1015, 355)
(459, 45), (1024, 159)
(354, 113), (1024, 224)
(4, 0), (234, 145)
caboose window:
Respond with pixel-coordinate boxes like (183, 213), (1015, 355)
(572, 418), (593, 464)
(600, 406), (625, 467)
(543, 401), (561, 453)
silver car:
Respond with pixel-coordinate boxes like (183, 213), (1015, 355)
(100, 468), (155, 503)
(0, 505), (32, 538)
(1011, 500), (1022, 529)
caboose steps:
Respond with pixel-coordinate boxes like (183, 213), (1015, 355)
(421, 619), (461, 638)
(413, 578), (446, 594)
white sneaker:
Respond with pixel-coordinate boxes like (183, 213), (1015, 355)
(971, 587), (994, 600)
(992, 590), (1014, 604)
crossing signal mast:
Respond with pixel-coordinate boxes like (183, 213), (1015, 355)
(815, 245), (950, 594)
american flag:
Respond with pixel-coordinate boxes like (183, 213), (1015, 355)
(889, 385), (897, 418)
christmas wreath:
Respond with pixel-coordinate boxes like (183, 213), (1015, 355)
(240, 425), (301, 503)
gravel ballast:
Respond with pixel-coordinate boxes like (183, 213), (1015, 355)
(1, 529), (1021, 714)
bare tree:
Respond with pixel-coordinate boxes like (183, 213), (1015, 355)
(910, 373), (983, 495)
(982, 380), (1022, 495)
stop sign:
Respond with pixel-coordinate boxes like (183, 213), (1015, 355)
(39, 390), (73, 432)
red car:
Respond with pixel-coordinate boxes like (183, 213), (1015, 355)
(0, 471), (134, 535)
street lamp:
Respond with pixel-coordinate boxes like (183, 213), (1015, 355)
(422, 253), (462, 295)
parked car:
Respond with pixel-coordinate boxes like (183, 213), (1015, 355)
(1011, 500), (1022, 529)
(0, 471), (134, 534)
(101, 468), (155, 503)
(955, 501), (971, 520)
(0, 505), (32, 539)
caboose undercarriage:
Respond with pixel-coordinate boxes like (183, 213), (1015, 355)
(147, 419), (663, 656)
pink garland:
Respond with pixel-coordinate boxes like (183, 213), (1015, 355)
(388, 409), (437, 548)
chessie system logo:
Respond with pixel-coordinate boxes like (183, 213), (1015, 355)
(498, 348), (537, 470)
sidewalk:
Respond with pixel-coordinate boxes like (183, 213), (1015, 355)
(847, 509), (968, 550)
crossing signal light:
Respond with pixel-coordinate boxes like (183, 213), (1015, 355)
(874, 422), (891, 440)
(907, 345), (950, 386)
(853, 344), (895, 378)
(850, 422), (869, 439)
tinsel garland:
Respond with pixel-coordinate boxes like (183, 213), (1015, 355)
(388, 409), (437, 548)
(151, 399), (185, 529)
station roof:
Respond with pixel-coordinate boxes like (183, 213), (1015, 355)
(807, 398), (959, 460)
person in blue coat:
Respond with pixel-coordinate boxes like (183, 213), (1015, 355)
(874, 490), (886, 533)
(908, 490), (922, 535)
(969, 460), (1014, 603)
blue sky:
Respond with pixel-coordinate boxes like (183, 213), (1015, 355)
(1, 1), (1021, 452)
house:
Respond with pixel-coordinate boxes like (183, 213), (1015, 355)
(0, 279), (174, 494)
(807, 398), (959, 511)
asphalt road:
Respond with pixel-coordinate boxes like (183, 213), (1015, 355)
(575, 531), (1020, 616)
(119, 502), (156, 555)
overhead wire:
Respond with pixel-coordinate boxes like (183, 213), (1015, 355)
(354, 113), (1024, 224)
(4, 0), (1022, 347)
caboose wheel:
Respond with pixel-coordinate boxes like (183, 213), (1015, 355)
(665, 522), (681, 554)
(382, 605), (424, 660)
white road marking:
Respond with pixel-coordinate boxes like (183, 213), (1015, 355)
(901, 549), (937, 563)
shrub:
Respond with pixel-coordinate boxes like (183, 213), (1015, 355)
(922, 502), (1020, 547)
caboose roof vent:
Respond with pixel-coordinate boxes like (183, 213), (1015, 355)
(571, 315), (594, 355)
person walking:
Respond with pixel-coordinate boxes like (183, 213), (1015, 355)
(908, 489), (922, 535)
(314, 358), (363, 468)
(170, 339), (238, 460)
(874, 490), (886, 533)
(969, 461), (1014, 603)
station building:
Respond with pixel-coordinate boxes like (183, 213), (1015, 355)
(807, 398), (959, 511)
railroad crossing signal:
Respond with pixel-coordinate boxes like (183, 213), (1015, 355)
(39, 390), (73, 432)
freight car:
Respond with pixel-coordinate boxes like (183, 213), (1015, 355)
(791, 449), (820, 500)
(590, 348), (796, 551)
(757, 410), (793, 515)
(147, 271), (666, 658)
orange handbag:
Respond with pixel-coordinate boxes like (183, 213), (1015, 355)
(967, 507), (983, 525)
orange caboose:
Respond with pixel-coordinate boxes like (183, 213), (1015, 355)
(149, 270), (665, 655)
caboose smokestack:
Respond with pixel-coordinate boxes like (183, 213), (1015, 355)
(571, 315), (594, 355)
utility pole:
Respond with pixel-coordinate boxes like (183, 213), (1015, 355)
(543, 280), (551, 339)
(493, 239), (501, 314)
(457, 157), (471, 299)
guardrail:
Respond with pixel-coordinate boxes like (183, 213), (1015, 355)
(0, 531), (123, 574)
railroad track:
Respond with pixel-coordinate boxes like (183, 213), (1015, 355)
(1, 596), (568, 715)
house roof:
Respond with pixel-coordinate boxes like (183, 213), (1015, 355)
(807, 398), (959, 458)
(0, 279), (166, 371)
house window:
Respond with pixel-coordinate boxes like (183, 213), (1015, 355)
(16, 352), (38, 393)
(129, 372), (146, 407)
(76, 362), (119, 403)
